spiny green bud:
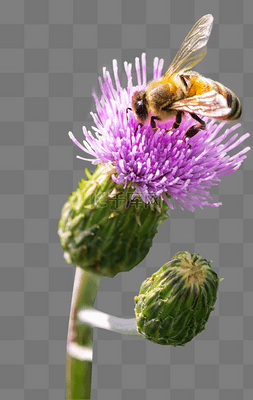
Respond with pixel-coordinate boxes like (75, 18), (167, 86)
(58, 164), (169, 277)
(134, 251), (221, 346)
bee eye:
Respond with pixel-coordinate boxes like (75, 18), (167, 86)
(135, 103), (148, 121)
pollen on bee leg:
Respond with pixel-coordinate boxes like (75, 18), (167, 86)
(164, 127), (173, 133)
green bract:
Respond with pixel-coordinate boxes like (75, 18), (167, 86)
(58, 165), (169, 277)
(135, 251), (221, 346)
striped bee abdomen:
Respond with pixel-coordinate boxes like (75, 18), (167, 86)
(214, 81), (242, 120)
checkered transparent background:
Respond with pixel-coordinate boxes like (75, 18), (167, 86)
(0, 0), (253, 399)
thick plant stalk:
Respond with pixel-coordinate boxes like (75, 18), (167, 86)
(65, 267), (101, 399)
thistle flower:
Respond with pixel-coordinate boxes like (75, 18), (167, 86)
(69, 53), (250, 212)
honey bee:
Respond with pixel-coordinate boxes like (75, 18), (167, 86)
(131, 14), (242, 138)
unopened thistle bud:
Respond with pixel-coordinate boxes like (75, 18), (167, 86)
(134, 251), (221, 346)
(58, 165), (169, 277)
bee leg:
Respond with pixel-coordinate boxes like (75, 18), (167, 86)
(168, 111), (184, 132)
(185, 113), (206, 138)
(151, 116), (161, 130)
(190, 113), (206, 129)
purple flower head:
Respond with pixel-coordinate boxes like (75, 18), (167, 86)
(69, 54), (250, 211)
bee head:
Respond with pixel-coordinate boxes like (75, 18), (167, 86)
(132, 91), (149, 123)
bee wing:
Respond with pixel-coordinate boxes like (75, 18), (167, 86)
(172, 90), (231, 118)
(165, 14), (214, 77)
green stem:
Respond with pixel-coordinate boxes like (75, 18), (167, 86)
(65, 267), (101, 399)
